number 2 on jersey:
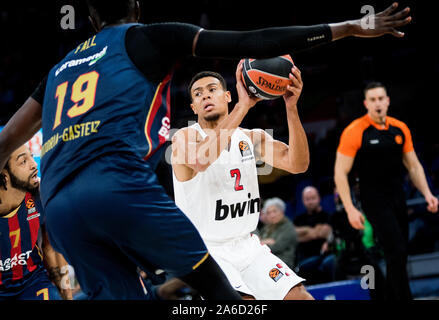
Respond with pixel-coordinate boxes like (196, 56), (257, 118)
(230, 169), (243, 191)
(53, 71), (100, 130)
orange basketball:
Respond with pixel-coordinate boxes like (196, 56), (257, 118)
(241, 55), (294, 100)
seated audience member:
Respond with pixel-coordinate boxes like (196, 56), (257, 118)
(259, 197), (298, 268)
(293, 186), (336, 284)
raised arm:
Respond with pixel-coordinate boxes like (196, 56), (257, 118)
(250, 66), (309, 174)
(137, 2), (411, 78)
(194, 2), (411, 59)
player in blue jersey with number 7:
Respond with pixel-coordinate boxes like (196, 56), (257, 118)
(0, 1), (411, 299)
(0, 144), (72, 300)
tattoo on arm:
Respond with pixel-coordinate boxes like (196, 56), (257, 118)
(47, 266), (62, 284)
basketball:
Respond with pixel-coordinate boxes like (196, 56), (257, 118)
(241, 55), (294, 100)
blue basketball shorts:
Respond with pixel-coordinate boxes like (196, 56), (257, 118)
(43, 154), (208, 299)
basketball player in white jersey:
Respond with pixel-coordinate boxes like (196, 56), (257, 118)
(171, 62), (313, 300)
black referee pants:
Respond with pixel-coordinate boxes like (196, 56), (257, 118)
(361, 190), (413, 300)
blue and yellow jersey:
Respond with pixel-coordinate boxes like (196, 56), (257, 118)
(0, 193), (44, 289)
(41, 24), (172, 206)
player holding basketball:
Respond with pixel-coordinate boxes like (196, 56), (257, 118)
(0, 0), (411, 299)
(172, 62), (313, 300)
(0, 145), (72, 300)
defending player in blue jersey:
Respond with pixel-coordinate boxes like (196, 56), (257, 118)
(0, 1), (411, 299)
(0, 145), (72, 300)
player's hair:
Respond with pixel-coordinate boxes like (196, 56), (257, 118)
(86, 0), (135, 24)
(262, 197), (286, 213)
(364, 81), (387, 97)
(188, 71), (228, 101)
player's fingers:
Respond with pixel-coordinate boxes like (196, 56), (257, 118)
(235, 79), (246, 95)
(287, 82), (302, 97)
(236, 60), (244, 76)
(235, 62), (245, 86)
(291, 66), (302, 84)
(288, 73), (300, 88)
(235, 79), (246, 96)
(388, 27), (405, 37)
(289, 70), (302, 88)
(386, 16), (412, 28)
(388, 6), (410, 21)
(292, 65), (301, 75)
(377, 2), (399, 17)
(286, 85), (300, 97)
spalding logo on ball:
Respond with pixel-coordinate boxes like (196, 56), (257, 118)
(241, 54), (294, 100)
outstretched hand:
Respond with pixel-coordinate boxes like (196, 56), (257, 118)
(353, 2), (412, 38)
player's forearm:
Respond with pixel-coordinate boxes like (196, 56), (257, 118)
(195, 24), (332, 59)
(43, 247), (62, 287)
(284, 106), (309, 173)
(193, 3), (411, 58)
(41, 228), (72, 299)
(195, 104), (249, 171)
(44, 251), (72, 299)
(55, 252), (73, 300)
(0, 97), (42, 169)
(328, 21), (357, 41)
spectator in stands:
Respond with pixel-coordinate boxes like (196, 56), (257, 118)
(293, 186), (336, 284)
(259, 197), (298, 268)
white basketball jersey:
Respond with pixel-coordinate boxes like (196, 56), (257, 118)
(173, 123), (261, 243)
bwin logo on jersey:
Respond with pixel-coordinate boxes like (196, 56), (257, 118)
(215, 194), (260, 221)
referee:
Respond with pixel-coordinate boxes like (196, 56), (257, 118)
(334, 82), (438, 300)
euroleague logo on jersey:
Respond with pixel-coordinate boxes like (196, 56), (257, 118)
(26, 199), (35, 209)
(239, 141), (253, 162)
(269, 268), (284, 282)
(25, 197), (40, 219)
